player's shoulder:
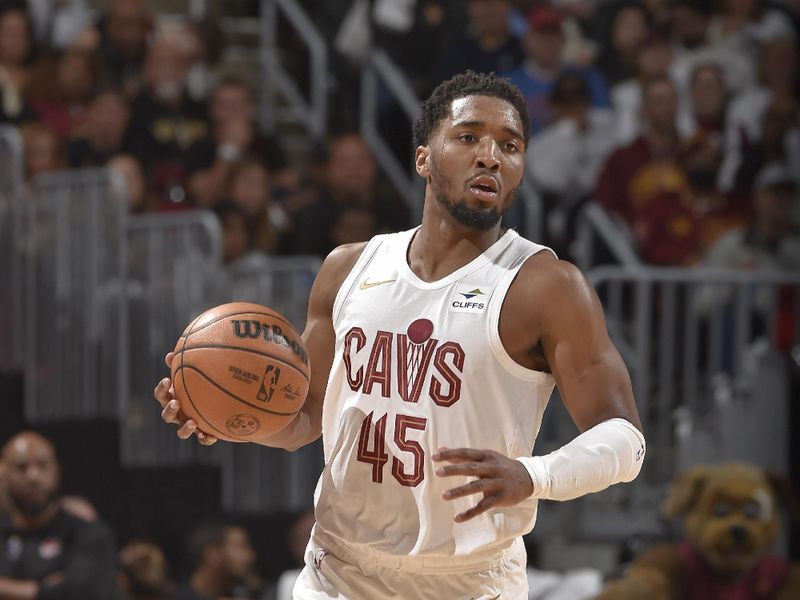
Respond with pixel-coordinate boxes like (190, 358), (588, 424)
(510, 252), (595, 308)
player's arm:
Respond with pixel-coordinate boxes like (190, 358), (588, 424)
(252, 242), (366, 451)
(435, 257), (645, 520)
(514, 259), (645, 500)
(0, 577), (38, 600)
(154, 242), (366, 450)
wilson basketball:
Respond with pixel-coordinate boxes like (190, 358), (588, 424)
(171, 302), (310, 442)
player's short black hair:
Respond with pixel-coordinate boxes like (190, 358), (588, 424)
(413, 71), (530, 149)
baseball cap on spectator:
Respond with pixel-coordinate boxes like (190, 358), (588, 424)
(528, 5), (563, 33)
(754, 163), (797, 193)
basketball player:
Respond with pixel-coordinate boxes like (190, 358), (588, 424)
(154, 71), (646, 599)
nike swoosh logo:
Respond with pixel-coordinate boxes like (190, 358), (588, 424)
(359, 278), (396, 290)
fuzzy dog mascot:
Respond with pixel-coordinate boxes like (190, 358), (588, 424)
(597, 463), (800, 599)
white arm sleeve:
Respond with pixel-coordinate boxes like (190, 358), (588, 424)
(516, 418), (645, 501)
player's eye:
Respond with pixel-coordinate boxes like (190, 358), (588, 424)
(459, 134), (476, 143)
(505, 142), (519, 153)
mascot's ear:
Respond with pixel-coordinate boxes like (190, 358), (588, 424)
(663, 466), (712, 519)
(766, 471), (800, 523)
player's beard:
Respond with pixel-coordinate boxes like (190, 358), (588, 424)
(429, 158), (519, 231)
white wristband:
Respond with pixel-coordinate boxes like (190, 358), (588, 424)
(516, 418), (645, 501)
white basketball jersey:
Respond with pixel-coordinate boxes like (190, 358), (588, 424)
(313, 227), (557, 559)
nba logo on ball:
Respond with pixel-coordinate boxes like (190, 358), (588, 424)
(449, 283), (492, 313)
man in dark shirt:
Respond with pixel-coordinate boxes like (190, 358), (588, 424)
(0, 431), (120, 600)
(428, 0), (524, 91)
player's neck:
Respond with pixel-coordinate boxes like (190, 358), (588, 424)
(409, 205), (504, 282)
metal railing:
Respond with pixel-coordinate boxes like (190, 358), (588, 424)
(588, 265), (800, 483)
(121, 210), (223, 466)
(0, 126), (25, 370)
(260, 0), (328, 139)
(572, 202), (642, 271)
(23, 169), (129, 421)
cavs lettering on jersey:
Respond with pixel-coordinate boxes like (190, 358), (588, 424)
(313, 227), (556, 560)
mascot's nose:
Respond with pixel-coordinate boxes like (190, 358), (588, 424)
(730, 525), (748, 543)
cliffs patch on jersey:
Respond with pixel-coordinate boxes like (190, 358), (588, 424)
(343, 318), (464, 406)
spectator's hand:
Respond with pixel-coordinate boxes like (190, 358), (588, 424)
(433, 448), (534, 522)
(218, 118), (253, 152)
(154, 353), (218, 445)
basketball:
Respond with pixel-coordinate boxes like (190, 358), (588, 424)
(170, 302), (310, 442)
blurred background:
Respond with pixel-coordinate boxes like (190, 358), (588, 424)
(0, 0), (798, 598)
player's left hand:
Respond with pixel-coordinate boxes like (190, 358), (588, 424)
(433, 448), (534, 522)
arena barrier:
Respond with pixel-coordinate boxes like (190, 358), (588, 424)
(0, 126), (25, 370)
(23, 169), (129, 421)
(120, 210), (224, 467)
(588, 265), (799, 483)
(572, 202), (642, 271)
(260, 0), (328, 140)
(215, 255), (322, 512)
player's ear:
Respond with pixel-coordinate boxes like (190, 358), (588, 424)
(415, 145), (430, 179)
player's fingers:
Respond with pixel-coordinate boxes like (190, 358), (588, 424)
(455, 495), (499, 523)
(432, 448), (485, 463)
(176, 419), (197, 440)
(196, 431), (218, 446)
(164, 352), (174, 368)
(442, 478), (500, 500)
(435, 462), (493, 478)
(160, 398), (181, 424)
(154, 377), (173, 408)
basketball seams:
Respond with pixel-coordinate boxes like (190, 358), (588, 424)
(173, 344), (310, 383)
(184, 308), (296, 338)
(176, 369), (234, 440)
(173, 364), (300, 416)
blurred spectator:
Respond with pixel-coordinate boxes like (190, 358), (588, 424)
(26, 48), (100, 139)
(612, 33), (675, 144)
(186, 76), (292, 208)
(286, 132), (409, 256)
(272, 509), (314, 600)
(721, 36), (800, 191)
(127, 36), (209, 210)
(502, 5), (610, 136)
(175, 522), (261, 600)
(225, 158), (288, 255)
(707, 0), (797, 60)
(109, 153), (152, 214)
(528, 70), (616, 249)
(678, 62), (728, 142)
(594, 77), (682, 226)
(428, 0), (524, 90)
(20, 122), (64, 180)
(93, 0), (154, 98)
(0, 5), (37, 125)
(704, 164), (800, 271)
(160, 20), (223, 103)
(594, 1), (652, 87)
(214, 202), (253, 265)
(67, 87), (132, 168)
(0, 431), (120, 599)
(631, 138), (749, 265)
(118, 541), (171, 600)
(26, 0), (91, 51)
(731, 93), (800, 195)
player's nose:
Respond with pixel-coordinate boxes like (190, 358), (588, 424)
(475, 139), (501, 171)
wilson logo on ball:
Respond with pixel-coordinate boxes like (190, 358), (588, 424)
(231, 320), (309, 365)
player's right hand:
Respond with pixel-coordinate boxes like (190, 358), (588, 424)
(154, 352), (218, 446)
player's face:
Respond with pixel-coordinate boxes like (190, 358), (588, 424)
(2, 435), (60, 518)
(418, 95), (525, 231)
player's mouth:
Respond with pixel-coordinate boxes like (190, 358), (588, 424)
(467, 175), (499, 202)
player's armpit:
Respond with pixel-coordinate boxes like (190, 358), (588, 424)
(254, 242), (367, 451)
(535, 260), (642, 433)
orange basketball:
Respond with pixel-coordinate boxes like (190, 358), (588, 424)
(171, 302), (310, 442)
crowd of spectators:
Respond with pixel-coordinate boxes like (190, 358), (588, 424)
(1, 0), (798, 272)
